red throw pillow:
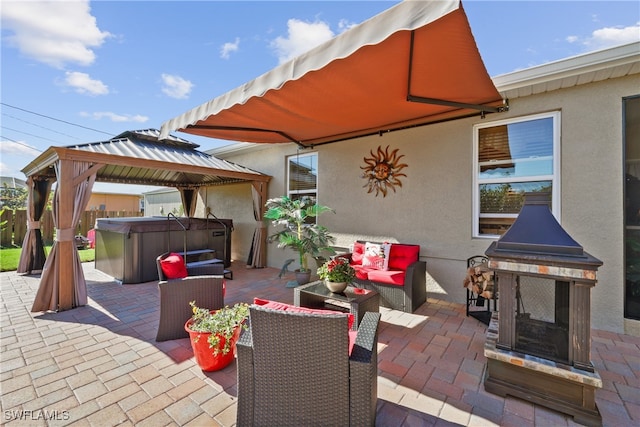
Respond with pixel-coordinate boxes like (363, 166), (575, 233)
(160, 253), (188, 279)
(253, 298), (354, 330)
(351, 241), (365, 264)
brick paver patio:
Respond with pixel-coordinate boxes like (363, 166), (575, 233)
(1, 262), (638, 426)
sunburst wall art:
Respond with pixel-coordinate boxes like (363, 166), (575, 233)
(360, 145), (408, 197)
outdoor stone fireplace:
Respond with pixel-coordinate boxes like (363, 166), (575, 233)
(483, 193), (603, 426)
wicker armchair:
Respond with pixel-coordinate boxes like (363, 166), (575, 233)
(236, 306), (381, 427)
(155, 253), (225, 342)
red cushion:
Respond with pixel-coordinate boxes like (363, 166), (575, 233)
(388, 244), (420, 270)
(160, 253), (188, 279)
(348, 330), (358, 355)
(352, 264), (374, 280)
(253, 298), (355, 330)
(351, 241), (365, 265)
(366, 269), (406, 286)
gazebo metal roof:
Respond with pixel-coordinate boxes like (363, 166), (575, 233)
(21, 129), (269, 188)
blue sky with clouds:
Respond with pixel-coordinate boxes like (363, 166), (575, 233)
(1, 1), (639, 193)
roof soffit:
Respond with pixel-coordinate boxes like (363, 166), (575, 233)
(493, 41), (640, 99)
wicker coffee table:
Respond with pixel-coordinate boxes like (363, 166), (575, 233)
(294, 281), (380, 330)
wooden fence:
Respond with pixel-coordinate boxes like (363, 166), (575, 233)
(0, 210), (142, 247)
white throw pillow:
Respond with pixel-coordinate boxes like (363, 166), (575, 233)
(362, 242), (391, 270)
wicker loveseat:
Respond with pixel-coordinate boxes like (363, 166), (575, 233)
(342, 241), (426, 313)
(236, 303), (381, 426)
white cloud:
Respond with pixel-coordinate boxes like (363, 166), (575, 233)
(270, 19), (335, 64)
(0, 0), (111, 69)
(220, 37), (240, 59)
(160, 74), (193, 99)
(587, 23), (640, 49)
(569, 22), (640, 50)
(0, 160), (23, 179)
(0, 140), (41, 177)
(79, 112), (148, 123)
(0, 139), (40, 156)
(64, 71), (109, 95)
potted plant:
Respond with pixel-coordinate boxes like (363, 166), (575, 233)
(317, 257), (356, 293)
(184, 301), (249, 371)
(264, 195), (336, 284)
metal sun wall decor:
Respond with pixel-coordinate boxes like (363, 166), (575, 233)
(360, 145), (408, 197)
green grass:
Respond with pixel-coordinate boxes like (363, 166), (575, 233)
(0, 247), (95, 272)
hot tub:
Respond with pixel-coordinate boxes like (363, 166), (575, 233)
(94, 216), (232, 284)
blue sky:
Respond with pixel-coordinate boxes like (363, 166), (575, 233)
(1, 0), (639, 193)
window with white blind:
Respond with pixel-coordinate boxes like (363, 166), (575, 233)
(287, 152), (317, 200)
(473, 112), (560, 237)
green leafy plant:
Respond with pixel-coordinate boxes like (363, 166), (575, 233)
(188, 301), (249, 355)
(317, 257), (355, 283)
(264, 195), (336, 272)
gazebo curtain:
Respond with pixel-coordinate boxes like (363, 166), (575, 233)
(17, 176), (53, 274)
(178, 187), (198, 217)
(247, 183), (266, 268)
(32, 160), (98, 312)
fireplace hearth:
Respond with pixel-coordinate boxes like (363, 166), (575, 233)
(483, 193), (603, 426)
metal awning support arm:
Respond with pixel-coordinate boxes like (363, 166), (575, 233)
(406, 94), (507, 113)
(186, 124), (306, 148)
(405, 30), (508, 114)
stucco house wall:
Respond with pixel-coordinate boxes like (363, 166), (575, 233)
(143, 189), (182, 217)
(201, 182), (256, 264)
(202, 71), (637, 334)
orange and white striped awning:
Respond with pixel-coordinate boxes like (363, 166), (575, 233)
(160, 0), (506, 147)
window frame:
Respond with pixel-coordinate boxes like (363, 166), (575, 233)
(472, 111), (561, 238)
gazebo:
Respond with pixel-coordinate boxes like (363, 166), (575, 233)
(19, 129), (271, 313)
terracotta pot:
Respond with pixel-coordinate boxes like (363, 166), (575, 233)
(184, 319), (242, 372)
(325, 280), (348, 293)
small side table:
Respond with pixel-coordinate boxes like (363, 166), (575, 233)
(294, 281), (380, 330)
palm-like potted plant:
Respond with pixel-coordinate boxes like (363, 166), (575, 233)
(264, 195), (336, 284)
